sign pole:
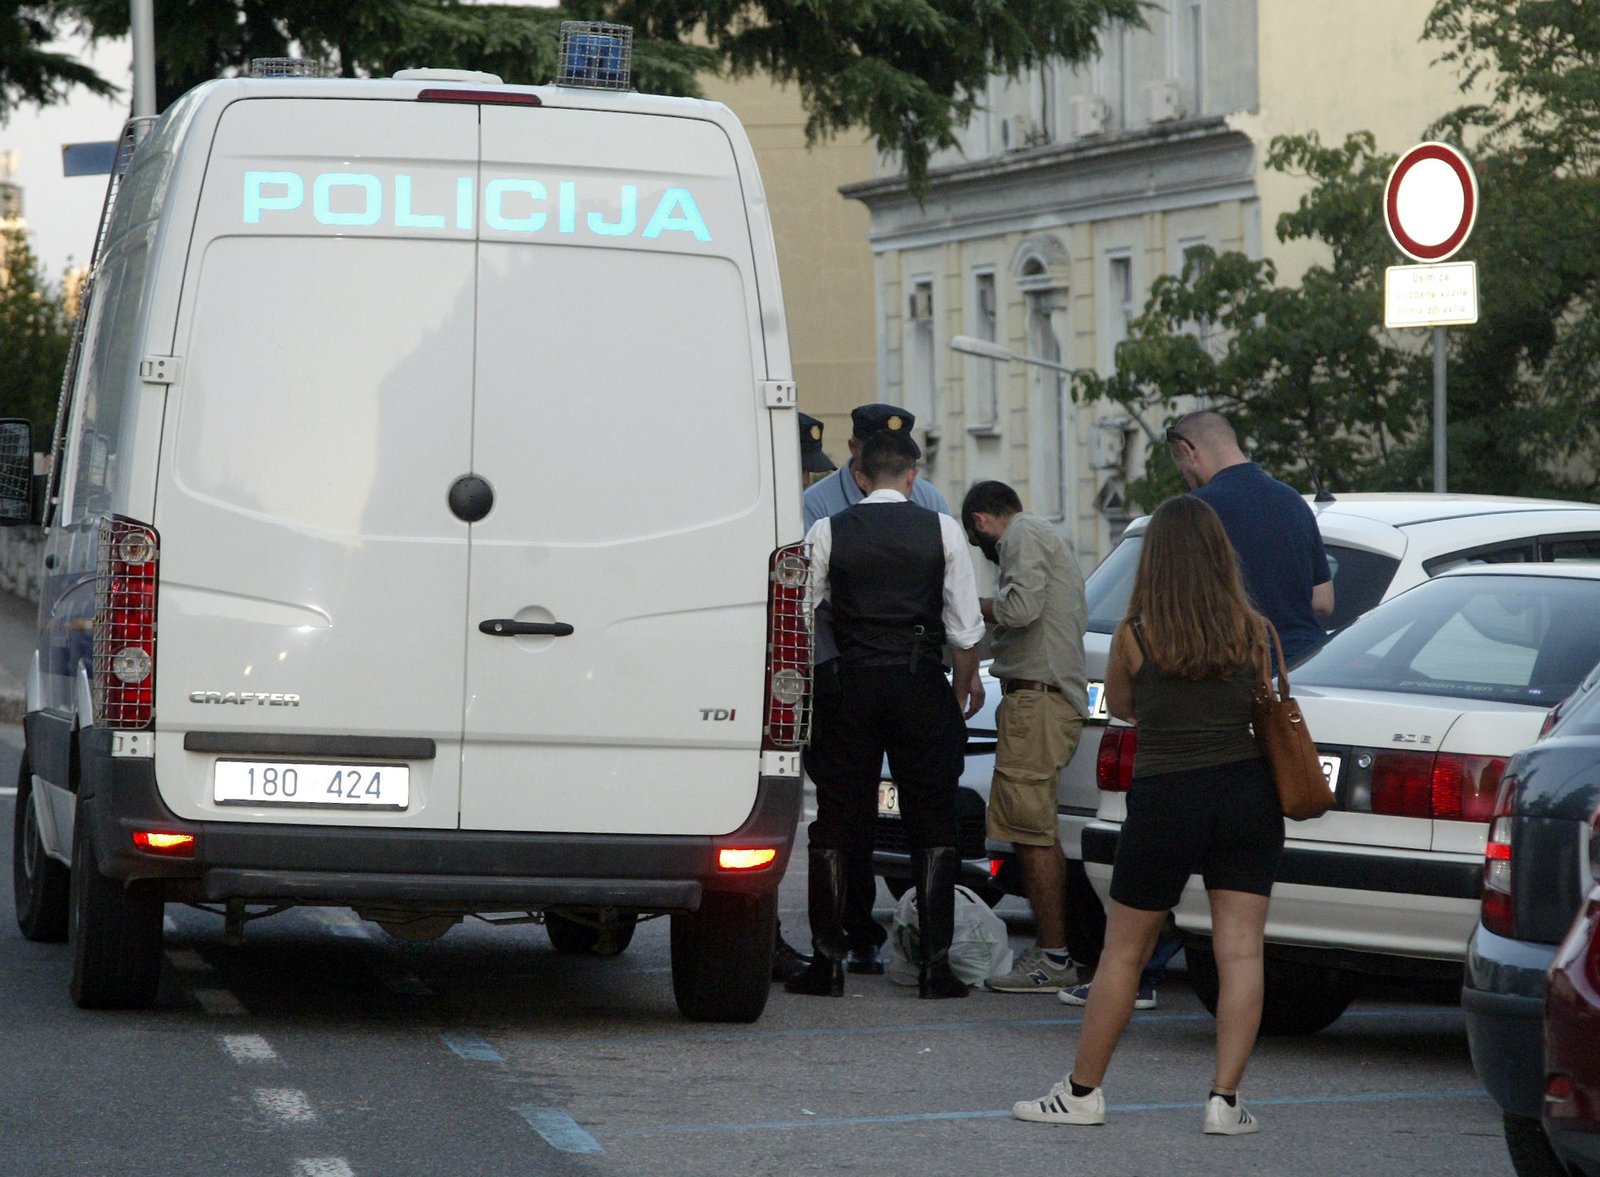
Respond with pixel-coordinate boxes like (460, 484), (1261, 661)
(1433, 326), (1447, 493)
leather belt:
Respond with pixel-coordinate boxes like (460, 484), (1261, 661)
(1002, 678), (1061, 695)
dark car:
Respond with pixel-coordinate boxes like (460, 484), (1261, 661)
(1543, 822), (1600, 1177)
(1464, 660), (1600, 1176)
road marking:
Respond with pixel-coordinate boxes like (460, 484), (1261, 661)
(254, 1088), (316, 1124)
(442, 1033), (503, 1063)
(193, 989), (248, 1015)
(294, 1161), (354, 1177)
(221, 1034), (279, 1063)
(168, 948), (214, 973)
(514, 1106), (604, 1155)
(609, 1086), (1491, 1137)
(0, 786), (15, 797)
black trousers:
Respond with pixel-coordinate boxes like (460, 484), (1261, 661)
(806, 662), (965, 869)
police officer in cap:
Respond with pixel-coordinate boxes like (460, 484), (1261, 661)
(789, 429), (984, 998)
(799, 412), (837, 488)
(795, 404), (952, 981)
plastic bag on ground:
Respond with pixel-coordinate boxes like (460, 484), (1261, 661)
(888, 884), (1014, 986)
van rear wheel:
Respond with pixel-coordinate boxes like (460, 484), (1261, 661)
(68, 801), (165, 1010)
(14, 757), (69, 943)
(671, 889), (776, 1023)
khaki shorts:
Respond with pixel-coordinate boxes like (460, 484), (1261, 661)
(986, 688), (1085, 847)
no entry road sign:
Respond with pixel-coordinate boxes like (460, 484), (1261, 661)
(1384, 142), (1477, 262)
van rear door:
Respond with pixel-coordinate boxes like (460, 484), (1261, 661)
(154, 99), (478, 828)
(459, 106), (775, 836)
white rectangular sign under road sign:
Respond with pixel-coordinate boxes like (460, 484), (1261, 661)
(1384, 261), (1479, 329)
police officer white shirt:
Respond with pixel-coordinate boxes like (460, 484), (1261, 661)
(805, 489), (986, 655)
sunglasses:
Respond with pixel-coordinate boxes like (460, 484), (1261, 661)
(1164, 426), (1191, 448)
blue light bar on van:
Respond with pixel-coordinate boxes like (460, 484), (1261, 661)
(556, 21), (632, 91)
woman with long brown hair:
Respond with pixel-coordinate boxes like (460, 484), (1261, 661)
(1012, 494), (1282, 1135)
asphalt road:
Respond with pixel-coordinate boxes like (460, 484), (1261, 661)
(0, 718), (1515, 1177)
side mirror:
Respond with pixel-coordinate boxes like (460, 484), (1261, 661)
(0, 419), (35, 526)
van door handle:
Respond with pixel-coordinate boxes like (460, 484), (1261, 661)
(479, 619), (575, 637)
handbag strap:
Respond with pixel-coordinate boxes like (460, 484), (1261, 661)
(1256, 619), (1290, 701)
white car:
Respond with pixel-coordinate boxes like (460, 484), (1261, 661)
(1085, 563), (1600, 1034)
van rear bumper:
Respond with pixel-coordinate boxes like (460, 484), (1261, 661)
(79, 729), (800, 912)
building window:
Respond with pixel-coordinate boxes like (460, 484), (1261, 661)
(970, 269), (999, 432)
(1026, 287), (1066, 519)
(906, 278), (939, 460)
(1188, 0), (1205, 113)
(1179, 238), (1213, 355)
(1103, 252), (1134, 374)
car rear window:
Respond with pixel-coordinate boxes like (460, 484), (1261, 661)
(1296, 573), (1600, 707)
(1083, 535), (1399, 636)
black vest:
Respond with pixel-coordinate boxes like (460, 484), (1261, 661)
(829, 500), (947, 671)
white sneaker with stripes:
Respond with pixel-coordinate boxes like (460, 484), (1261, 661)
(1202, 1093), (1259, 1135)
(1012, 1079), (1106, 1125)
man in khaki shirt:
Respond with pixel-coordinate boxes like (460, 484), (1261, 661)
(962, 481), (1090, 993)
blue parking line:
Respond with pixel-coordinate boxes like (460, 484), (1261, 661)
(526, 1002), (1460, 1051)
(441, 1033), (503, 1063)
(608, 1086), (1489, 1138)
(516, 1106), (605, 1154)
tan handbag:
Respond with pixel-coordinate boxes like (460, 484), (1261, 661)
(1251, 621), (1334, 821)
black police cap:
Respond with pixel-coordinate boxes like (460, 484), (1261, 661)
(798, 412), (836, 473)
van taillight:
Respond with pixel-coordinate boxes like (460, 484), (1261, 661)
(1481, 774), (1517, 937)
(1096, 726), (1137, 792)
(762, 544), (812, 751)
(1369, 749), (1506, 821)
(93, 516), (158, 730)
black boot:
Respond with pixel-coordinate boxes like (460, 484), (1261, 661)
(914, 845), (969, 999)
(785, 849), (847, 996)
(771, 919), (812, 984)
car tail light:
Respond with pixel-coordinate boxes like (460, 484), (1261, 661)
(1370, 749), (1433, 818)
(762, 544), (812, 751)
(1480, 774), (1517, 937)
(1096, 726), (1137, 792)
(1432, 754), (1507, 822)
(132, 830), (195, 858)
(93, 516), (158, 730)
(717, 847), (777, 871)
(1369, 749), (1506, 822)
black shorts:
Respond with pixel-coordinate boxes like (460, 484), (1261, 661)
(1109, 757), (1284, 912)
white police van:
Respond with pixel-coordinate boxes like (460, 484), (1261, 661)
(3, 31), (811, 1022)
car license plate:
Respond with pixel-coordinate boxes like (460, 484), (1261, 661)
(878, 781), (900, 817)
(1087, 680), (1109, 721)
(1318, 754), (1341, 794)
(214, 760), (410, 809)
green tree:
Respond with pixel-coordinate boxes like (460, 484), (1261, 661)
(1080, 0), (1600, 506)
(0, 2), (116, 119)
(49, 0), (1143, 194)
(0, 229), (71, 446)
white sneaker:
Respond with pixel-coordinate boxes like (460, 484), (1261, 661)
(1202, 1093), (1259, 1135)
(1012, 1079), (1106, 1125)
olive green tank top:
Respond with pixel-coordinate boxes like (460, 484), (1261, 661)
(1129, 621), (1262, 778)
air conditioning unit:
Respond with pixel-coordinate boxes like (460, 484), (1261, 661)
(908, 287), (933, 321)
(1072, 96), (1113, 138)
(1146, 79), (1186, 124)
(1000, 114), (1047, 152)
(1091, 417), (1131, 470)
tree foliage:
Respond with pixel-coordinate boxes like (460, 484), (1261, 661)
(0, 229), (71, 444)
(0, 2), (116, 120)
(1079, 0), (1600, 506)
(46, 0), (1143, 193)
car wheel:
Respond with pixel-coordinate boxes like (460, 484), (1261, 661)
(1186, 941), (1358, 1036)
(68, 799), (164, 1010)
(545, 910), (638, 956)
(671, 889), (776, 1023)
(13, 757), (69, 943)
(1503, 1113), (1566, 1177)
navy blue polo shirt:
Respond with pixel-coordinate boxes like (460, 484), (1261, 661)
(1192, 463), (1331, 662)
